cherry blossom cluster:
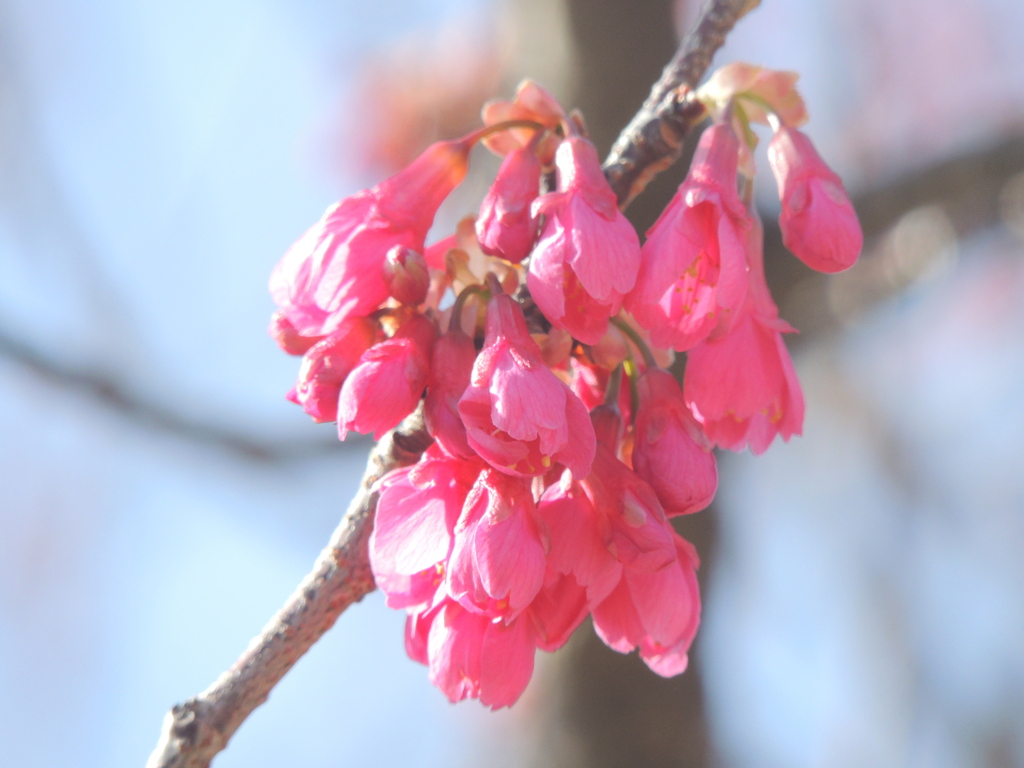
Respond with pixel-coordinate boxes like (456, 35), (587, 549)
(268, 68), (862, 708)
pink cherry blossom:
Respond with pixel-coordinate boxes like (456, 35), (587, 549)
(447, 469), (548, 620)
(625, 123), (751, 350)
(369, 446), (483, 609)
(527, 137), (641, 345)
(768, 125), (863, 273)
(683, 215), (805, 455)
(424, 326), (478, 459)
(458, 294), (596, 478)
(632, 368), (718, 516)
(268, 309), (323, 356)
(269, 139), (470, 336)
(425, 598), (537, 709)
(290, 316), (377, 423)
(476, 144), (542, 264)
(338, 314), (436, 440)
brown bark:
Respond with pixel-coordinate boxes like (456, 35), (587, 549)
(145, 409), (432, 768)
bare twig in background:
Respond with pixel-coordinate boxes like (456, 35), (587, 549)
(0, 327), (347, 462)
(602, 0), (760, 207)
(145, 408), (433, 768)
(144, 2), (755, 766)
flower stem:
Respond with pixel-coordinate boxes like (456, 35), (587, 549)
(611, 316), (658, 369)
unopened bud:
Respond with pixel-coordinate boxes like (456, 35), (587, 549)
(382, 245), (430, 305)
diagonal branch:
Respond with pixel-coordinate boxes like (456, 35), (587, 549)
(145, 2), (754, 766)
(145, 408), (432, 768)
(602, 0), (760, 207)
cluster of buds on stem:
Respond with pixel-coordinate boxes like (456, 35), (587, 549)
(268, 72), (861, 707)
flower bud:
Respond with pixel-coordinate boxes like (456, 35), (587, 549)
(383, 245), (430, 305)
(477, 145), (542, 264)
(768, 126), (862, 273)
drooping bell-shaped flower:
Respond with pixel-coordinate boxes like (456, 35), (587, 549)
(683, 214), (804, 455)
(458, 294), (596, 478)
(289, 316), (377, 423)
(446, 469), (548, 620)
(592, 532), (702, 677)
(632, 369), (717, 516)
(369, 446), (483, 609)
(338, 313), (436, 440)
(476, 144), (542, 264)
(625, 123), (751, 351)
(270, 139), (470, 336)
(576, 444), (702, 676)
(768, 125), (862, 273)
(424, 325), (478, 459)
(527, 137), (642, 345)
(424, 598), (537, 709)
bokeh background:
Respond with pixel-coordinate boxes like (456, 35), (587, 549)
(2, 0), (1023, 766)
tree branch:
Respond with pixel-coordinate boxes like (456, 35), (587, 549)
(145, 408), (433, 768)
(145, 2), (756, 765)
(602, 0), (760, 207)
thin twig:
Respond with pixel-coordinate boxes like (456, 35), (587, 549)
(145, 408), (433, 768)
(145, 2), (757, 765)
(603, 0), (761, 207)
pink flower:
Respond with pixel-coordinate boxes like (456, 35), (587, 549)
(447, 469), (548, 620)
(458, 294), (596, 478)
(269, 139), (470, 336)
(268, 309), (323, 356)
(592, 533), (701, 677)
(476, 144), (542, 264)
(369, 447), (483, 609)
(538, 470), (621, 606)
(549, 443), (702, 677)
(527, 137), (641, 344)
(632, 369), (717, 516)
(625, 123), (751, 351)
(683, 216), (805, 455)
(290, 316), (377, 423)
(425, 598), (537, 708)
(338, 314), (436, 440)
(768, 126), (862, 273)
(529, 571), (591, 652)
(424, 326), (478, 459)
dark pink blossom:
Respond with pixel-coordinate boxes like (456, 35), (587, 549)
(458, 294), (595, 478)
(476, 144), (542, 264)
(369, 447), (483, 609)
(626, 123), (751, 350)
(338, 314), (436, 440)
(683, 216), (804, 454)
(270, 139), (470, 336)
(424, 326), (478, 459)
(268, 309), (323, 356)
(447, 469), (548, 620)
(527, 137), (641, 344)
(425, 598), (537, 709)
(768, 126), (862, 273)
(633, 369), (717, 516)
(290, 316), (376, 423)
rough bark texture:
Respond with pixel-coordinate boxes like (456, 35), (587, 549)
(602, 0), (761, 207)
(145, 2), (757, 765)
(145, 409), (432, 768)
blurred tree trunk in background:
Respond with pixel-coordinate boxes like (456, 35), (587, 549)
(525, 3), (721, 767)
